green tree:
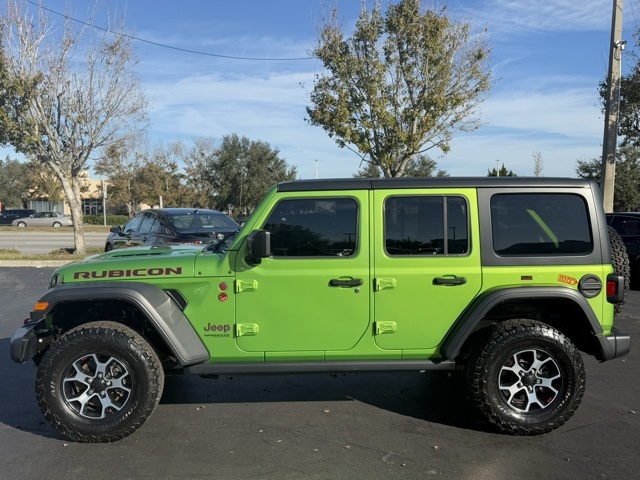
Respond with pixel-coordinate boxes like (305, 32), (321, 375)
(354, 155), (448, 177)
(0, 156), (28, 207)
(576, 145), (640, 211)
(94, 141), (147, 215)
(0, 1), (147, 253)
(600, 47), (640, 147)
(575, 157), (602, 180)
(133, 143), (188, 208)
(182, 137), (218, 209)
(307, 0), (491, 177)
(488, 163), (517, 177)
(209, 134), (297, 216)
(25, 159), (66, 206)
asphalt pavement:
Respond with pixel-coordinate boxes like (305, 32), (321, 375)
(0, 229), (107, 254)
(0, 267), (638, 480)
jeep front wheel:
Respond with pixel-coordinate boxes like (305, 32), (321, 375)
(36, 321), (164, 442)
(467, 319), (585, 435)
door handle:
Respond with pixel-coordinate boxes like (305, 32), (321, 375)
(329, 278), (363, 287)
(433, 276), (467, 286)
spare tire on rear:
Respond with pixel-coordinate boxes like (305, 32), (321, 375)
(609, 226), (630, 316)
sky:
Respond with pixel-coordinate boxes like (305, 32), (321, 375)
(4, 0), (639, 179)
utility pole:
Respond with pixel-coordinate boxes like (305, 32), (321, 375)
(601, 0), (625, 213)
(102, 180), (107, 227)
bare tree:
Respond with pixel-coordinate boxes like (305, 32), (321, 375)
(533, 151), (544, 177)
(0, 0), (147, 253)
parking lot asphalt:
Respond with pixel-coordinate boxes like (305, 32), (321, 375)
(0, 267), (638, 480)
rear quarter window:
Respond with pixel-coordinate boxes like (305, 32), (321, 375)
(491, 193), (592, 256)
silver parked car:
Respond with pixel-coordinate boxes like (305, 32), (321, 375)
(12, 211), (73, 228)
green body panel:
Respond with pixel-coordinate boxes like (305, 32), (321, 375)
(47, 182), (618, 364)
(58, 245), (200, 283)
(481, 264), (614, 332)
(372, 189), (483, 350)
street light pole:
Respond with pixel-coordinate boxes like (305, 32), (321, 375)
(601, 0), (625, 213)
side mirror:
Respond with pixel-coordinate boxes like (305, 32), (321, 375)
(247, 230), (271, 263)
(110, 225), (123, 234)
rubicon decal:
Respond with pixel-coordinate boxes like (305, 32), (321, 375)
(73, 267), (183, 280)
(557, 274), (578, 286)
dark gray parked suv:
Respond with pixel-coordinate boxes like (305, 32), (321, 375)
(606, 212), (640, 288)
(0, 209), (36, 225)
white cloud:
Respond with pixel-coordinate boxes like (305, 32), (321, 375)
(472, 0), (614, 33)
(131, 1), (614, 181)
(483, 87), (602, 139)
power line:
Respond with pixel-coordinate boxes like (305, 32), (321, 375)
(24, 0), (314, 62)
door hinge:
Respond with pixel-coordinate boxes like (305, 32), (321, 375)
(375, 321), (397, 335)
(374, 277), (397, 291)
(235, 279), (258, 293)
(236, 323), (259, 337)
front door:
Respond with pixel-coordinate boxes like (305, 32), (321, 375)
(373, 189), (482, 351)
(235, 193), (370, 354)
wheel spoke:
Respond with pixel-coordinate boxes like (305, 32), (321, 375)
(537, 376), (560, 392)
(524, 389), (544, 412)
(76, 390), (99, 416)
(97, 392), (125, 416)
(107, 374), (131, 393)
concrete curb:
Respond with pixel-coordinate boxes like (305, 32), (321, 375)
(0, 260), (73, 267)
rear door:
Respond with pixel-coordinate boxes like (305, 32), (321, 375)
(372, 189), (482, 351)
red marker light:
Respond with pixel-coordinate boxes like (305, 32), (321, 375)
(218, 293), (228, 302)
(219, 282), (228, 291)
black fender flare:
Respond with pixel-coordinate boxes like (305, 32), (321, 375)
(29, 282), (209, 366)
(440, 286), (620, 362)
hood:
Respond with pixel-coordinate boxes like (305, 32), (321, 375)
(55, 244), (201, 284)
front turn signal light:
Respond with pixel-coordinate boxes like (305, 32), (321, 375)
(34, 301), (49, 311)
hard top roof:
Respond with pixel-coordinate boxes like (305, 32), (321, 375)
(276, 177), (595, 192)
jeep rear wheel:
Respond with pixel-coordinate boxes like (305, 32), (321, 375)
(36, 321), (164, 443)
(468, 319), (585, 435)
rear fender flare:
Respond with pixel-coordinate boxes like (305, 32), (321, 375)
(441, 286), (607, 360)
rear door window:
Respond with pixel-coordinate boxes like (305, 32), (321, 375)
(138, 213), (157, 234)
(384, 195), (469, 256)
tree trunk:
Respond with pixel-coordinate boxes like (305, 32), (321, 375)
(54, 167), (86, 254)
(69, 177), (86, 254)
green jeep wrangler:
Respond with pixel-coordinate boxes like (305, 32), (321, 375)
(10, 177), (631, 442)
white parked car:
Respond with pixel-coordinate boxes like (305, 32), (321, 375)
(12, 211), (73, 228)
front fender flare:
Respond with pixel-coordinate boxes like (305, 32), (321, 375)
(31, 282), (209, 366)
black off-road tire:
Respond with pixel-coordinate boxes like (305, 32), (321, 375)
(609, 226), (630, 316)
(467, 319), (585, 435)
(36, 321), (164, 443)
